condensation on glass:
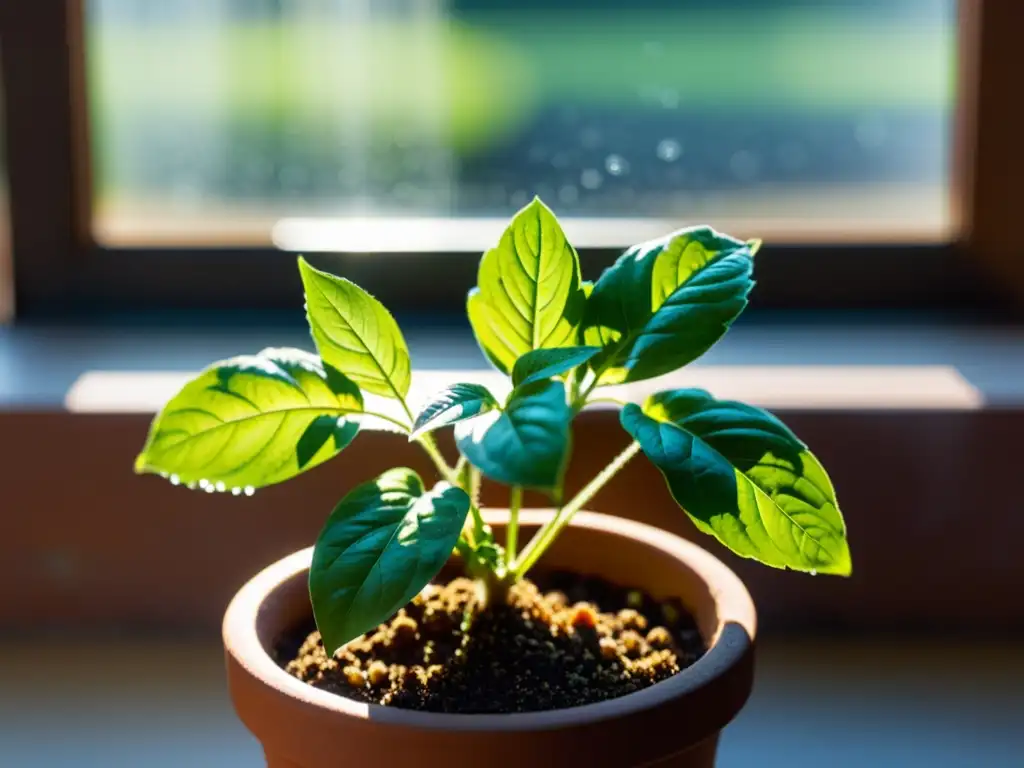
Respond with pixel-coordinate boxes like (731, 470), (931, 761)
(86, 0), (957, 248)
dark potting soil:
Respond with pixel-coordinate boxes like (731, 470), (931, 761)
(277, 572), (706, 714)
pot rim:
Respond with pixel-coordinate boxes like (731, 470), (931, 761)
(223, 509), (756, 732)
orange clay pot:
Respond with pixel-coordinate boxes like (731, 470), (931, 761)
(224, 510), (756, 768)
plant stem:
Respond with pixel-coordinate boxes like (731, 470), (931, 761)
(469, 466), (482, 508)
(511, 441), (641, 578)
(506, 486), (522, 566)
(571, 375), (602, 413)
(469, 502), (487, 541)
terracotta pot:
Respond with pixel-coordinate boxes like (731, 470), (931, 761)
(224, 510), (756, 768)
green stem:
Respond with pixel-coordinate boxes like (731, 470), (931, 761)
(417, 432), (457, 485)
(469, 466), (482, 508)
(506, 486), (522, 566)
(511, 441), (641, 578)
(469, 502), (487, 541)
(571, 375), (602, 413)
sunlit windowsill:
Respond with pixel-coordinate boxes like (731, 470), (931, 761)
(64, 365), (982, 415)
(2, 315), (1022, 410)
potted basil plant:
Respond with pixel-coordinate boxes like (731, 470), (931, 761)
(135, 198), (851, 768)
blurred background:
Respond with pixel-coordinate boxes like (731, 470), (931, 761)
(2, 1), (1024, 766)
(87, 0), (955, 244)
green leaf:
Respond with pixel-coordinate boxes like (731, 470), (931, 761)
(298, 257), (412, 400)
(410, 383), (499, 439)
(135, 348), (362, 490)
(581, 226), (754, 384)
(511, 346), (600, 388)
(467, 198), (586, 374)
(309, 468), (471, 654)
(454, 380), (571, 490)
(621, 389), (850, 575)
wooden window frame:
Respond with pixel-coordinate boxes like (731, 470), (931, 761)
(0, 0), (1020, 316)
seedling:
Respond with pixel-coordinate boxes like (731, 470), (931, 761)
(136, 199), (850, 656)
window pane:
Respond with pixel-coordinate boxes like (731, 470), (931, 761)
(86, 0), (956, 248)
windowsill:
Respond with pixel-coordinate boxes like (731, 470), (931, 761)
(2, 311), (1024, 633)
(2, 310), (1022, 410)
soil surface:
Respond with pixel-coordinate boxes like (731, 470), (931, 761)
(278, 571), (706, 713)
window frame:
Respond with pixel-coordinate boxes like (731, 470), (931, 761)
(0, 0), (1018, 316)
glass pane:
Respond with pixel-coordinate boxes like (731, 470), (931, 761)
(86, 0), (957, 248)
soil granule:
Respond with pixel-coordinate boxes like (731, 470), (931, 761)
(278, 571), (706, 714)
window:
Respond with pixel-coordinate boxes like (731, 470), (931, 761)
(87, 0), (957, 250)
(1, 1), (1019, 313)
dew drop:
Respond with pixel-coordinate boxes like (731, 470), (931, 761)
(232, 487), (243, 496)
(198, 478), (210, 489)
(159, 471), (169, 479)
(170, 474), (181, 486)
(186, 481), (198, 490)
(244, 486), (256, 497)
(204, 485), (216, 494)
(580, 168), (603, 190)
(215, 481), (226, 492)
(604, 154), (629, 176)
(810, 569), (818, 576)
(656, 139), (681, 162)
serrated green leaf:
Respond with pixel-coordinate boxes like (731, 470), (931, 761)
(410, 383), (499, 439)
(582, 227), (754, 384)
(135, 348), (362, 490)
(309, 468), (470, 654)
(298, 257), (412, 400)
(454, 380), (571, 490)
(621, 389), (850, 575)
(468, 198), (586, 374)
(511, 346), (600, 388)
